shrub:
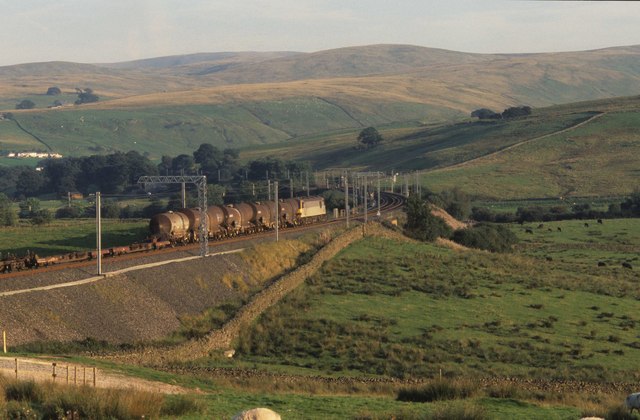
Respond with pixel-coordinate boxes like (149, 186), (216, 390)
(451, 224), (517, 252)
(30, 209), (53, 225)
(428, 401), (487, 420)
(55, 206), (84, 219)
(4, 380), (42, 403)
(605, 404), (637, 420)
(397, 379), (476, 402)
(161, 394), (204, 417)
(404, 194), (452, 242)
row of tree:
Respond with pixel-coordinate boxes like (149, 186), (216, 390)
(0, 144), (318, 201)
(471, 106), (532, 120)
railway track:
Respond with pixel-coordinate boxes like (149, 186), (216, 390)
(0, 192), (406, 280)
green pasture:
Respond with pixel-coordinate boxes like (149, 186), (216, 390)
(0, 219), (148, 257)
(0, 119), (44, 152)
(74, 359), (580, 419)
(424, 110), (640, 198)
(514, 218), (640, 268)
(241, 111), (597, 172)
(473, 196), (617, 214)
(1, 98), (434, 161)
(235, 226), (640, 383)
(0, 93), (79, 113)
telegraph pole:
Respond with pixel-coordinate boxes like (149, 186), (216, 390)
(96, 191), (102, 275)
(364, 174), (368, 224)
(268, 179), (271, 201)
(377, 172), (381, 217)
(344, 175), (349, 228)
(274, 181), (279, 242)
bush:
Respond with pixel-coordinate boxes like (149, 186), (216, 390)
(4, 380), (42, 403)
(161, 395), (204, 417)
(15, 100), (35, 110)
(404, 194), (452, 242)
(605, 404), (637, 420)
(451, 224), (518, 252)
(397, 379), (476, 402)
(55, 206), (84, 219)
(46, 87), (61, 95)
(30, 209), (53, 225)
(428, 401), (487, 420)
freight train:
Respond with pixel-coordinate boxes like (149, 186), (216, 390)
(0, 240), (171, 273)
(149, 196), (327, 243)
(0, 196), (326, 274)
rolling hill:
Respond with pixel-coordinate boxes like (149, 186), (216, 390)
(0, 44), (639, 200)
(240, 95), (640, 199)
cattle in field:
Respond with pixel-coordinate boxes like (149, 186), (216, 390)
(597, 219), (603, 224)
(622, 262), (633, 270)
(525, 228), (533, 234)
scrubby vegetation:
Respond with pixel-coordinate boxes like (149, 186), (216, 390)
(0, 375), (203, 419)
(451, 224), (518, 252)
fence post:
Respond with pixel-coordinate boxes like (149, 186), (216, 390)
(93, 367), (96, 387)
(83, 367), (86, 385)
(74, 366), (77, 385)
(3, 330), (6, 353)
(14, 358), (17, 379)
(52, 363), (57, 382)
(66, 366), (69, 384)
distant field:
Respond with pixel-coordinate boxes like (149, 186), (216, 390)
(2, 99), (438, 160)
(425, 110), (640, 198)
(0, 119), (45, 152)
(0, 219), (148, 257)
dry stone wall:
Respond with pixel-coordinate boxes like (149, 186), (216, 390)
(143, 223), (416, 364)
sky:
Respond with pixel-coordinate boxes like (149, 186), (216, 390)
(1, 0), (639, 66)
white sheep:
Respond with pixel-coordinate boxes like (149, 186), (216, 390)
(232, 407), (281, 420)
(626, 392), (640, 412)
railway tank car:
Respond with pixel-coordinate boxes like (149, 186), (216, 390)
(149, 196), (326, 243)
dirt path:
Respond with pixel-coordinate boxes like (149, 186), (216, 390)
(0, 356), (188, 394)
(431, 111), (606, 172)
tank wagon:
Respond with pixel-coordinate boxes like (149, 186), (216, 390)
(150, 196), (326, 243)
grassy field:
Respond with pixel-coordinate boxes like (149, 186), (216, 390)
(144, 218), (636, 417)
(424, 110), (640, 198)
(237, 96), (640, 199)
(5, 219), (639, 417)
(0, 219), (148, 257)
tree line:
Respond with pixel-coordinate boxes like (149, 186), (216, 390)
(0, 144), (314, 225)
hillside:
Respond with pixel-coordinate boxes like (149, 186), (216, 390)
(0, 45), (639, 156)
(240, 95), (640, 199)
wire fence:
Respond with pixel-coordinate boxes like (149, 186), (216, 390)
(0, 357), (97, 386)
